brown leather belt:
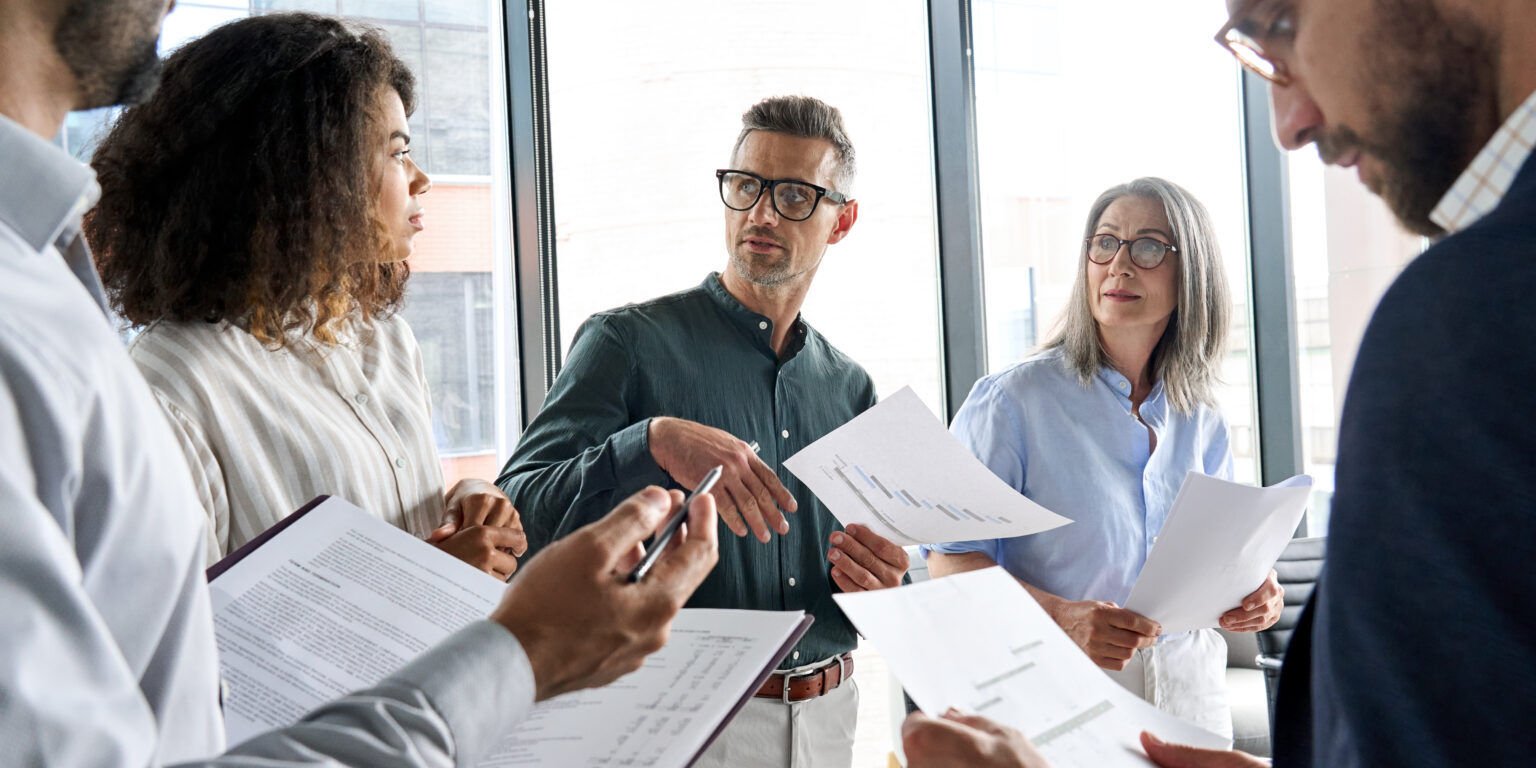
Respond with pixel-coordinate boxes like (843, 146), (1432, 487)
(753, 654), (854, 703)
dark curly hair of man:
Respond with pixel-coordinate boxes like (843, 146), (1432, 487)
(86, 13), (416, 347)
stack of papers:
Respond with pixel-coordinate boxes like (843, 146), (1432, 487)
(1124, 472), (1312, 634)
(208, 497), (811, 767)
(834, 567), (1230, 767)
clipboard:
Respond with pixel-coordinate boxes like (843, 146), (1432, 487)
(205, 495), (329, 582)
(206, 494), (809, 765)
(689, 614), (816, 764)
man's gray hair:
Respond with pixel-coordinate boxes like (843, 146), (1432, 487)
(1041, 177), (1231, 415)
(730, 95), (856, 193)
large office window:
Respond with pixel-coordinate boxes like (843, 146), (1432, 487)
(123, 0), (522, 487)
(972, 0), (1262, 483)
(544, 4), (941, 762)
(543, 0), (944, 414)
(1287, 152), (1425, 533)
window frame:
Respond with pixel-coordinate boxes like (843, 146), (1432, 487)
(503, 2), (1315, 534)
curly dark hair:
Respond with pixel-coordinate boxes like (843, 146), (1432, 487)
(87, 13), (417, 346)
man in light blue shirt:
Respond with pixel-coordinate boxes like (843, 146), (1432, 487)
(0, 2), (717, 765)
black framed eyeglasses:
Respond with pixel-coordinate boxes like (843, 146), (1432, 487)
(1084, 234), (1178, 269)
(716, 169), (848, 222)
(1215, 0), (1296, 86)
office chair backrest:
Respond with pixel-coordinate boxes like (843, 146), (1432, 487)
(1256, 535), (1326, 735)
(1258, 536), (1326, 659)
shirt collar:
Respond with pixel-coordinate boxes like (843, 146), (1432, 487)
(1095, 364), (1164, 410)
(699, 271), (810, 359)
(0, 113), (100, 255)
(1429, 89), (1536, 235)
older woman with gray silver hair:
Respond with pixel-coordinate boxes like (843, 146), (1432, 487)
(924, 177), (1284, 739)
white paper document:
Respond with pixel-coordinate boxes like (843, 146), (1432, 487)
(782, 386), (1071, 546)
(208, 497), (810, 767)
(834, 568), (1228, 766)
(1123, 472), (1313, 635)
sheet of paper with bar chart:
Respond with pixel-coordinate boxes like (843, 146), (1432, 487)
(834, 568), (1230, 767)
(782, 386), (1071, 546)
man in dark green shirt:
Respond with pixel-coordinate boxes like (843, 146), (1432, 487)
(497, 95), (910, 768)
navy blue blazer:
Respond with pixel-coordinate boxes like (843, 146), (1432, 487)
(1272, 154), (1536, 766)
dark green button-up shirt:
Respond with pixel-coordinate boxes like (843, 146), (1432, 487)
(498, 273), (877, 668)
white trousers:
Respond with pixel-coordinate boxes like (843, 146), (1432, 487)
(1103, 628), (1233, 744)
(692, 676), (859, 768)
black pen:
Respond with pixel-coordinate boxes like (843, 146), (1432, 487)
(628, 465), (723, 583)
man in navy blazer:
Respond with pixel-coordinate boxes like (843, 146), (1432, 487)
(902, 0), (1536, 766)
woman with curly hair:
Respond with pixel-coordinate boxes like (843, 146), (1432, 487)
(86, 12), (526, 578)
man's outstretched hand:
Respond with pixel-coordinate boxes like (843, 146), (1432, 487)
(649, 416), (797, 542)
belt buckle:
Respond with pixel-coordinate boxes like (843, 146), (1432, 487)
(780, 664), (821, 705)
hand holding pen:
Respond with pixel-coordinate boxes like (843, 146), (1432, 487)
(629, 465), (723, 582)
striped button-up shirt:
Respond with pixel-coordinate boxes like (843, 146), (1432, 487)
(1430, 89), (1536, 234)
(130, 315), (447, 563)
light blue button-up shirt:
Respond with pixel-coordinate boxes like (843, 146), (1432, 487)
(928, 348), (1232, 607)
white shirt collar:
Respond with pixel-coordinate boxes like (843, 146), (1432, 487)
(0, 113), (99, 254)
(1429, 89), (1536, 234)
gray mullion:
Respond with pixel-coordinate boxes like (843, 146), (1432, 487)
(1239, 70), (1305, 516)
(503, 0), (559, 426)
(929, 0), (988, 422)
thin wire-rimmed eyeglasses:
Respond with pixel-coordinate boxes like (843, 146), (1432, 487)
(716, 169), (847, 222)
(1084, 235), (1178, 270)
(1214, 0), (1295, 86)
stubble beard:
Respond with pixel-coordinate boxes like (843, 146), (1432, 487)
(1326, 0), (1500, 236)
(53, 0), (166, 110)
(730, 246), (797, 287)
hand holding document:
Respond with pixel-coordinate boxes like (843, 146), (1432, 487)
(1123, 473), (1312, 635)
(209, 497), (810, 767)
(835, 568), (1228, 766)
(783, 387), (1071, 546)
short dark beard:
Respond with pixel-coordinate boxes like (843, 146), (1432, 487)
(53, 0), (165, 109)
(1321, 0), (1500, 236)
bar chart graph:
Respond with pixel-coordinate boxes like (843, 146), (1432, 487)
(833, 567), (1230, 768)
(824, 453), (1018, 542)
(784, 387), (1071, 546)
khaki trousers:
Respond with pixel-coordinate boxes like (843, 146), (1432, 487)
(693, 676), (859, 768)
